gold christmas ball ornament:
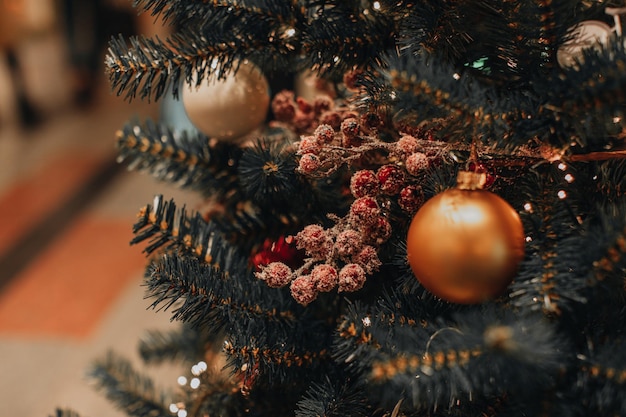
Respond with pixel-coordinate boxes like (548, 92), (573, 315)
(182, 60), (270, 141)
(406, 171), (525, 304)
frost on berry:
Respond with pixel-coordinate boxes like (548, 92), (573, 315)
(291, 275), (318, 305)
(314, 96), (334, 115)
(377, 165), (406, 195)
(271, 90), (297, 122)
(298, 153), (321, 174)
(334, 229), (362, 257)
(310, 264), (338, 292)
(350, 170), (380, 198)
(256, 262), (293, 288)
(314, 124), (335, 144)
(338, 264), (366, 292)
(353, 245), (381, 274)
(296, 224), (332, 259)
(319, 111), (342, 130)
(395, 135), (420, 158)
(398, 185), (424, 213)
(341, 117), (360, 139)
(349, 197), (381, 228)
(367, 216), (392, 245)
(405, 152), (430, 176)
(298, 136), (322, 154)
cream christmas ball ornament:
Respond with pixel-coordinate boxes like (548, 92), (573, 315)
(182, 60), (270, 141)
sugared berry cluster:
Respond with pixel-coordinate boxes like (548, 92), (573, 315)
(257, 94), (449, 305)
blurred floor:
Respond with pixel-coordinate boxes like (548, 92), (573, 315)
(0, 75), (198, 416)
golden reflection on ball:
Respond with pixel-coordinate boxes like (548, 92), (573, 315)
(406, 188), (525, 304)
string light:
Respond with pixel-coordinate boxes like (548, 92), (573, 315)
(177, 376), (188, 386)
(564, 173), (574, 183)
(373, 1), (381, 10)
(557, 162), (567, 171)
(523, 202), (533, 212)
(190, 378), (201, 389)
(557, 190), (567, 199)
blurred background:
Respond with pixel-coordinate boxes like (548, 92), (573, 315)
(0, 1), (197, 416)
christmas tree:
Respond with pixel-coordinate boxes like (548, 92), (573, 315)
(55, 1), (626, 416)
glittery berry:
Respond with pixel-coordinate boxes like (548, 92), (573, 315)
(310, 264), (338, 292)
(405, 152), (430, 176)
(395, 135), (420, 158)
(338, 264), (366, 292)
(334, 229), (362, 257)
(298, 153), (321, 174)
(296, 224), (332, 258)
(314, 124), (335, 144)
(367, 216), (392, 245)
(272, 90), (296, 122)
(319, 111), (342, 130)
(298, 136), (321, 154)
(341, 117), (360, 139)
(350, 170), (380, 198)
(353, 245), (381, 274)
(398, 185), (424, 213)
(291, 275), (318, 305)
(349, 197), (381, 228)
(314, 96), (334, 114)
(377, 165), (405, 195)
(256, 262), (293, 288)
(297, 97), (313, 114)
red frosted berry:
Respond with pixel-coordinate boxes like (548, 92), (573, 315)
(349, 197), (381, 228)
(314, 96), (334, 114)
(405, 152), (430, 176)
(350, 170), (380, 198)
(298, 153), (321, 174)
(297, 97), (313, 114)
(314, 124), (335, 144)
(298, 136), (321, 154)
(291, 275), (318, 305)
(395, 135), (420, 158)
(334, 229), (362, 257)
(368, 216), (392, 245)
(296, 224), (332, 258)
(377, 165), (405, 195)
(353, 245), (381, 274)
(341, 118), (360, 139)
(319, 111), (342, 130)
(256, 262), (293, 288)
(272, 90), (296, 122)
(338, 264), (366, 292)
(310, 264), (338, 292)
(398, 185), (424, 213)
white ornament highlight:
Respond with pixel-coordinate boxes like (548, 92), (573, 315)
(182, 60), (270, 141)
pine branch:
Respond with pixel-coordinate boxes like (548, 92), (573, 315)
(87, 351), (170, 417)
(362, 308), (564, 412)
(509, 168), (591, 315)
(139, 325), (209, 365)
(116, 120), (240, 196)
(145, 255), (296, 333)
(295, 376), (369, 417)
(577, 339), (626, 415)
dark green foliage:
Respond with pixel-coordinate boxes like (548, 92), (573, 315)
(76, 1), (626, 417)
(87, 352), (171, 417)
